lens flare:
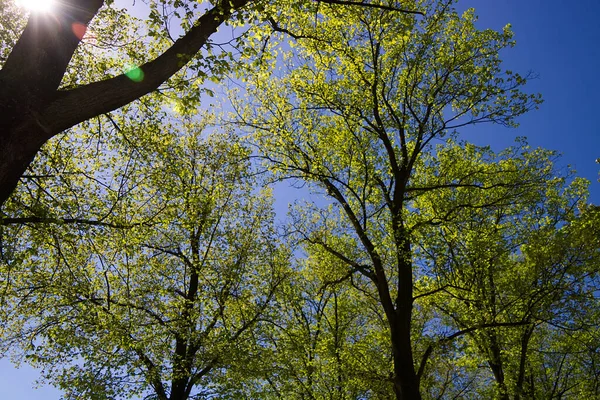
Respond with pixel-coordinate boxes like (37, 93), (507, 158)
(125, 67), (145, 83)
(71, 22), (87, 40)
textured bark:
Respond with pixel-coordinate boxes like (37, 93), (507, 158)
(0, 0), (250, 207)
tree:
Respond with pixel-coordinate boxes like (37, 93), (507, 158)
(0, 0), (255, 206)
(412, 143), (600, 398)
(237, 1), (542, 398)
(2, 1), (599, 399)
(0, 0), (424, 207)
(232, 139), (600, 400)
(0, 114), (289, 400)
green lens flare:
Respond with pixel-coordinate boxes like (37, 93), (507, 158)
(125, 67), (144, 82)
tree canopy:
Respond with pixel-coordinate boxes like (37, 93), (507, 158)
(0, 1), (599, 400)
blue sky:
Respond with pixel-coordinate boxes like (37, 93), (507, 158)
(2, 0), (599, 398)
(459, 0), (600, 201)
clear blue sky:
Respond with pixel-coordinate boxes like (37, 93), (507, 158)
(2, 0), (599, 398)
(459, 0), (600, 202)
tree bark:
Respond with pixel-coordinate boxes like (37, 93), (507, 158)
(0, 0), (250, 207)
(390, 314), (421, 400)
(391, 233), (421, 400)
(488, 334), (509, 400)
(369, 234), (421, 400)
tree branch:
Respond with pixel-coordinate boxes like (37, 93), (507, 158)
(268, 17), (310, 40)
(0, 216), (148, 229)
(42, 0), (251, 137)
(417, 320), (532, 380)
(317, 0), (424, 15)
(134, 348), (168, 400)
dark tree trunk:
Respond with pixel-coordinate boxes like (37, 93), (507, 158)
(390, 314), (421, 400)
(0, 0), (104, 205)
(514, 325), (534, 400)
(391, 234), (421, 400)
(371, 238), (421, 400)
(489, 334), (509, 400)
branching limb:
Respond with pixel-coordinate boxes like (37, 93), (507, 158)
(417, 320), (532, 380)
(317, 0), (424, 15)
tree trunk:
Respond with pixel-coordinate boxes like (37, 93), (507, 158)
(514, 325), (534, 400)
(0, 0), (104, 206)
(373, 253), (421, 400)
(489, 334), (509, 400)
(0, 122), (47, 206)
(389, 216), (421, 400)
(390, 314), (421, 400)
(391, 241), (421, 400)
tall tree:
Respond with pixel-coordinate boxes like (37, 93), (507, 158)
(0, 114), (289, 400)
(237, 1), (540, 398)
(412, 142), (600, 398)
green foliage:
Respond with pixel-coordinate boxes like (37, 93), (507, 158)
(223, 263), (394, 399)
(412, 141), (600, 398)
(0, 112), (289, 399)
(232, 1), (597, 398)
(0, 1), (598, 399)
(0, 0), (26, 63)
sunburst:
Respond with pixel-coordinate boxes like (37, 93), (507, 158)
(15, 0), (56, 13)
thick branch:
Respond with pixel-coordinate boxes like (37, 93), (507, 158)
(0, 0), (250, 208)
(42, 0), (250, 136)
(0, 216), (147, 229)
(318, 0), (424, 15)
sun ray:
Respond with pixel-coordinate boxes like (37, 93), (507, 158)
(15, 0), (56, 13)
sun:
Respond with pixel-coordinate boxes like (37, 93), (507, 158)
(15, 0), (56, 13)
